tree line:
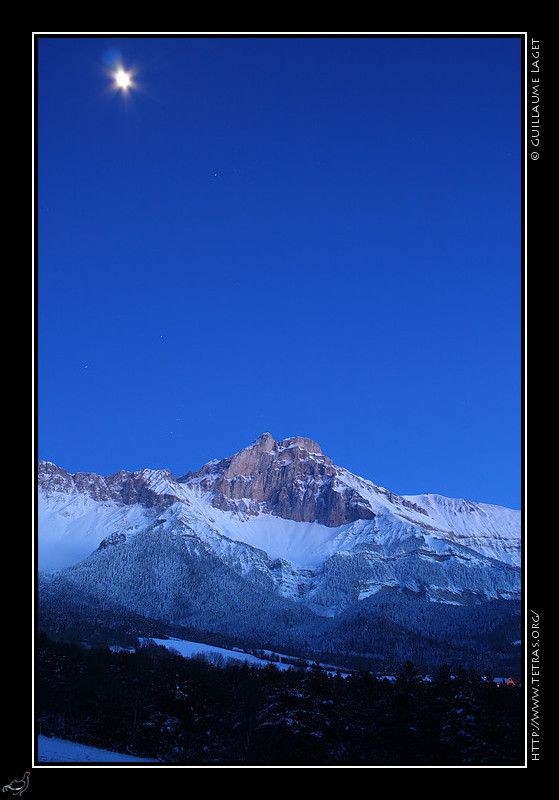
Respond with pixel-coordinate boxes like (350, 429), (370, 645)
(36, 633), (524, 766)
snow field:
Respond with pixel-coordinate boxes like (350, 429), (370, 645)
(37, 735), (159, 763)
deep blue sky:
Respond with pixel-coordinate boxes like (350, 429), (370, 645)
(37, 35), (523, 509)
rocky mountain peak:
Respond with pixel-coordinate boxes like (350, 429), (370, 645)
(182, 433), (331, 479)
(179, 433), (376, 526)
(223, 433), (329, 477)
(250, 432), (277, 452)
(243, 433), (323, 456)
(38, 434), (427, 529)
(277, 435), (323, 455)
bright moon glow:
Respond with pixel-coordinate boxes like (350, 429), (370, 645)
(115, 68), (131, 89)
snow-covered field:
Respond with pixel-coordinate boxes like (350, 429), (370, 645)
(145, 637), (296, 670)
(37, 735), (159, 764)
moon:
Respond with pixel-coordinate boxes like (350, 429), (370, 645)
(114, 68), (132, 90)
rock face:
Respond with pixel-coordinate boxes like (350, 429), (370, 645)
(37, 460), (179, 509)
(178, 433), (378, 526)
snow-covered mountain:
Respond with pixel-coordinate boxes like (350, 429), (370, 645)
(37, 434), (521, 671)
(38, 434), (520, 604)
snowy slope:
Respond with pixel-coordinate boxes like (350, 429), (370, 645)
(404, 493), (521, 566)
(37, 490), (153, 571)
(193, 503), (352, 569)
(37, 735), (159, 763)
(144, 637), (295, 669)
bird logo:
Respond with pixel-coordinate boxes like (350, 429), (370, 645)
(2, 773), (30, 796)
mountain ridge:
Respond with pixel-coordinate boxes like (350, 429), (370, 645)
(37, 433), (521, 671)
(37, 431), (521, 576)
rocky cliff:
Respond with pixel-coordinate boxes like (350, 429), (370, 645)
(178, 432), (426, 526)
